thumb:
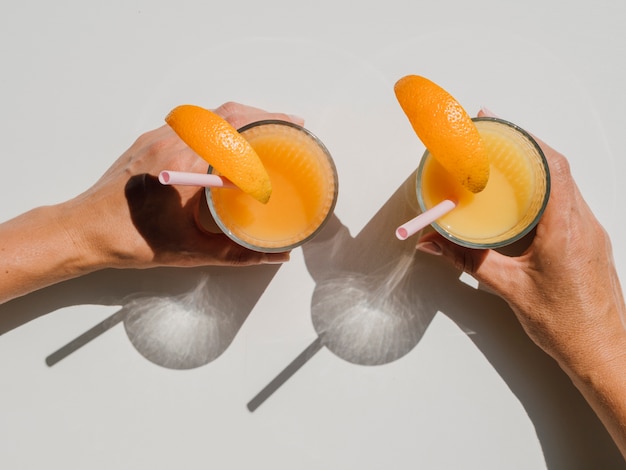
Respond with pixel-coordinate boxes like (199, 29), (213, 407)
(416, 231), (518, 295)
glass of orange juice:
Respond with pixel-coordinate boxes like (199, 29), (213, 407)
(417, 117), (550, 248)
(205, 120), (338, 253)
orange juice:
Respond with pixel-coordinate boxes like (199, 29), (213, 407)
(417, 118), (550, 248)
(206, 120), (338, 252)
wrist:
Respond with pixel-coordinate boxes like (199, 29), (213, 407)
(557, 309), (626, 380)
(560, 323), (626, 458)
(0, 201), (109, 304)
(52, 198), (111, 274)
(57, 189), (155, 271)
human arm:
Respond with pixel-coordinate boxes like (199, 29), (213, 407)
(0, 102), (301, 305)
(415, 111), (626, 459)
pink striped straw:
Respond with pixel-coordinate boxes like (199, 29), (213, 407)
(158, 170), (236, 188)
(396, 199), (456, 240)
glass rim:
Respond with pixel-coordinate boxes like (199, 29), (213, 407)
(205, 119), (339, 253)
(416, 117), (551, 249)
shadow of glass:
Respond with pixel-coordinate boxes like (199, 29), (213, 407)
(1, 263), (280, 370)
(122, 264), (279, 369)
(303, 173), (439, 365)
(2, 173), (283, 370)
(255, 172), (623, 467)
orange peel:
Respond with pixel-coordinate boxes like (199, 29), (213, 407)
(165, 104), (272, 203)
(394, 75), (489, 193)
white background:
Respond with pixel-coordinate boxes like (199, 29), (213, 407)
(1, 1), (625, 468)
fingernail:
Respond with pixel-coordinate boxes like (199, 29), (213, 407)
(479, 107), (498, 118)
(416, 241), (442, 256)
(262, 252), (291, 264)
(288, 114), (305, 125)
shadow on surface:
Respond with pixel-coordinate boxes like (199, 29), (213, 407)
(252, 172), (624, 468)
(1, 263), (279, 369)
(1, 171), (622, 467)
(1, 173), (282, 369)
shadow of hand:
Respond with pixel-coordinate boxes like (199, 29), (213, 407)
(124, 173), (278, 267)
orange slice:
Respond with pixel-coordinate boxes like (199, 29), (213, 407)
(165, 104), (272, 203)
(394, 75), (489, 193)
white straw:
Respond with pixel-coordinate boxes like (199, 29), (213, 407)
(158, 170), (236, 188)
(396, 199), (456, 240)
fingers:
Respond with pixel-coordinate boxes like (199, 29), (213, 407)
(214, 101), (305, 129)
(190, 232), (291, 267)
(477, 107), (497, 118)
(533, 140), (578, 207)
(416, 231), (484, 274)
(416, 231), (518, 296)
(226, 246), (291, 266)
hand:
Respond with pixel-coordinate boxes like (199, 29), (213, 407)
(65, 102), (304, 270)
(416, 109), (626, 366)
(415, 109), (626, 458)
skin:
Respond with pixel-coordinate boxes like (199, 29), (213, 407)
(1, 102), (624, 459)
(0, 102), (301, 305)
(416, 110), (626, 460)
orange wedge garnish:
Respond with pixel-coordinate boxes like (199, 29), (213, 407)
(165, 104), (272, 203)
(394, 75), (489, 193)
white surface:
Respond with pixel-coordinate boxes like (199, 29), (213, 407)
(1, 1), (625, 468)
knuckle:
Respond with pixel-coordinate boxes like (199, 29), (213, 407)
(222, 243), (259, 266)
(548, 151), (572, 179)
(214, 101), (241, 119)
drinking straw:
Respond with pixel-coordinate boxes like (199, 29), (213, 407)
(395, 199), (456, 240)
(158, 170), (236, 188)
